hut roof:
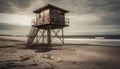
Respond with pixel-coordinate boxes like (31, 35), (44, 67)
(33, 4), (69, 13)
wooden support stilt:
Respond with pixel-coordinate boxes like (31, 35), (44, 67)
(42, 30), (45, 44)
(62, 28), (64, 45)
(47, 26), (51, 45)
(36, 33), (38, 44)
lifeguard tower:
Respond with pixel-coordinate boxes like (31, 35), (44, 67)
(27, 4), (69, 46)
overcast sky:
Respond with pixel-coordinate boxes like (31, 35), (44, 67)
(0, 0), (120, 35)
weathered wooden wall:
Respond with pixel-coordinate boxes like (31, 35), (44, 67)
(36, 9), (50, 25)
(36, 8), (65, 26)
(50, 8), (65, 25)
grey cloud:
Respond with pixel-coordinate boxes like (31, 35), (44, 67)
(50, 0), (120, 14)
(0, 0), (33, 13)
(102, 15), (120, 25)
(87, 0), (120, 12)
(10, 0), (32, 8)
(0, 0), (57, 13)
(0, 0), (120, 35)
(1, 0), (120, 14)
(0, 0), (11, 13)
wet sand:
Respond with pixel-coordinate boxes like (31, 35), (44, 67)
(0, 37), (120, 69)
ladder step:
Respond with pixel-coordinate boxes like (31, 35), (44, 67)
(27, 27), (38, 45)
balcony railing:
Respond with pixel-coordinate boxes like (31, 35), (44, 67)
(31, 19), (36, 26)
(32, 18), (69, 27)
(65, 18), (69, 26)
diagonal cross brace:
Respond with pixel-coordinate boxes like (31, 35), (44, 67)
(52, 29), (64, 44)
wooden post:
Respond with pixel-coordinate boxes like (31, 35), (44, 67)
(62, 28), (64, 45)
(47, 26), (51, 45)
(42, 30), (45, 45)
(36, 33), (38, 45)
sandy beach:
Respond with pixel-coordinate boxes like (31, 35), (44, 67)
(0, 37), (120, 69)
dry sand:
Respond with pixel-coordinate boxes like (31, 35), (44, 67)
(0, 37), (120, 69)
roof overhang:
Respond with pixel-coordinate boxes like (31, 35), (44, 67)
(33, 4), (69, 13)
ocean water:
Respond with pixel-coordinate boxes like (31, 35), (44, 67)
(0, 29), (120, 46)
(0, 35), (120, 46)
(0, 29), (30, 36)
